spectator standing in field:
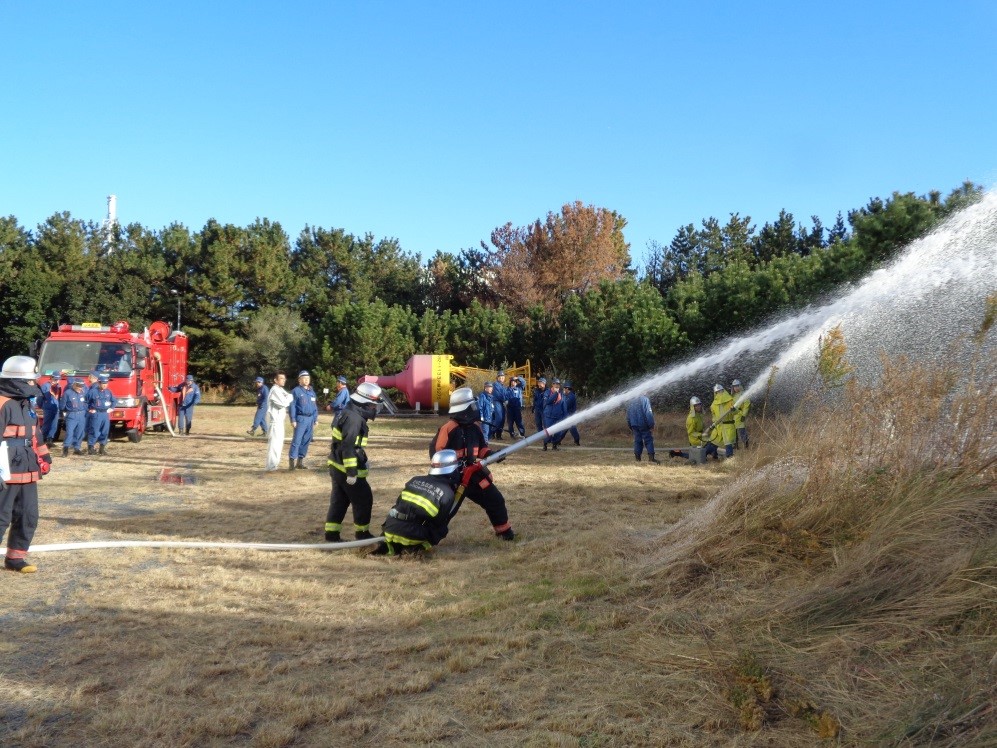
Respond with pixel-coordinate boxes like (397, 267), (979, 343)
(247, 376), (269, 437)
(626, 394), (658, 463)
(265, 372), (293, 472)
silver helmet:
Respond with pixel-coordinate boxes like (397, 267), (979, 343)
(429, 449), (460, 475)
(0, 355), (38, 379)
(448, 386), (475, 413)
(689, 396), (701, 406)
(350, 381), (383, 405)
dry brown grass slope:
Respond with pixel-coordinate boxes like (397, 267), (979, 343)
(1, 358), (994, 746)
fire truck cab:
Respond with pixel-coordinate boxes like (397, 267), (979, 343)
(35, 320), (188, 442)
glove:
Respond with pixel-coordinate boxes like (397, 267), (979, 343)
(346, 476), (357, 485)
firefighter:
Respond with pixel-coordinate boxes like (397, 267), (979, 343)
(490, 371), (508, 441)
(562, 380), (580, 446)
(372, 449), (466, 555)
(168, 374), (201, 435)
(506, 376), (527, 438)
(731, 379), (750, 449)
(542, 378), (566, 451)
(265, 372), (293, 472)
(328, 375), (350, 416)
(430, 387), (515, 540)
(0, 355), (52, 573)
(60, 378), (88, 456)
(669, 396), (719, 460)
(246, 376), (269, 437)
(83, 371), (99, 440)
(531, 376), (547, 433)
(626, 394), (658, 463)
(288, 370), (319, 470)
(39, 382), (60, 448)
(476, 382), (497, 440)
(710, 383), (736, 458)
(85, 373), (114, 455)
(325, 382), (383, 541)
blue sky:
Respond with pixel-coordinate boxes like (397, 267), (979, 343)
(3, 1), (996, 267)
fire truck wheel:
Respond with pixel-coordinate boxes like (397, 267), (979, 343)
(127, 408), (147, 443)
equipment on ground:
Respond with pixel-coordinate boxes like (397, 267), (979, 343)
(35, 320), (189, 442)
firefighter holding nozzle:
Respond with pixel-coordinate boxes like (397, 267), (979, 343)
(427, 386), (515, 541)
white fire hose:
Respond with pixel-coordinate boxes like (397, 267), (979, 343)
(24, 537), (384, 554)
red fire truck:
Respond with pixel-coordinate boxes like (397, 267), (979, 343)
(35, 320), (189, 442)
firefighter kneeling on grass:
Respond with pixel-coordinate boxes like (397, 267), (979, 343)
(372, 449), (464, 555)
(429, 386), (515, 541)
(325, 382), (383, 542)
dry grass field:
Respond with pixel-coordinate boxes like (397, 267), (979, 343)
(2, 360), (994, 747)
(2, 404), (729, 747)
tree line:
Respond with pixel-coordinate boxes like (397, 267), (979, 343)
(0, 183), (981, 399)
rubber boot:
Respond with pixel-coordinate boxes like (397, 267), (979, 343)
(355, 530), (374, 541)
(289, 456), (296, 471)
(635, 454), (641, 462)
(73, 449), (83, 456)
(324, 530), (341, 542)
(648, 454), (660, 464)
(99, 444), (107, 456)
(87, 446), (96, 455)
(45, 439), (54, 449)
(62, 446), (69, 457)
(497, 528), (516, 541)
(552, 443), (559, 451)
(4, 557), (37, 574)
(184, 428), (191, 436)
(296, 458), (308, 470)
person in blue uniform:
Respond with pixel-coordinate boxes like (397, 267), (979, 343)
(329, 375), (350, 416)
(562, 380), (581, 446)
(531, 376), (547, 434)
(505, 376), (526, 438)
(86, 373), (114, 455)
(60, 378), (88, 457)
(476, 382), (497, 440)
(542, 378), (567, 451)
(288, 370), (319, 470)
(489, 371), (508, 441)
(39, 382), (61, 448)
(168, 374), (202, 435)
(246, 376), (269, 436)
(626, 394), (659, 463)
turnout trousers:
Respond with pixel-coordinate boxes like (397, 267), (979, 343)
(0, 482), (39, 553)
(326, 469), (373, 533)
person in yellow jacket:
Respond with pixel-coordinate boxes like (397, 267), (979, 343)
(731, 379), (750, 449)
(670, 396), (719, 460)
(710, 383), (736, 458)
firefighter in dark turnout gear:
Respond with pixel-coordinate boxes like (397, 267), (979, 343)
(430, 387), (515, 540)
(373, 449), (464, 555)
(0, 356), (52, 573)
(325, 382), (383, 541)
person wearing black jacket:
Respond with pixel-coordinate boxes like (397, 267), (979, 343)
(325, 382), (383, 542)
(1, 356), (52, 573)
(373, 449), (464, 555)
(429, 387), (515, 541)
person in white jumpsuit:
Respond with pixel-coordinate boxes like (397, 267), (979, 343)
(265, 372), (294, 471)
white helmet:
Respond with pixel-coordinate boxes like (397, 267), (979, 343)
(713, 383), (724, 393)
(732, 379), (742, 387)
(448, 386), (475, 413)
(429, 449), (460, 475)
(0, 355), (38, 379)
(350, 381), (383, 405)
(690, 396), (701, 406)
